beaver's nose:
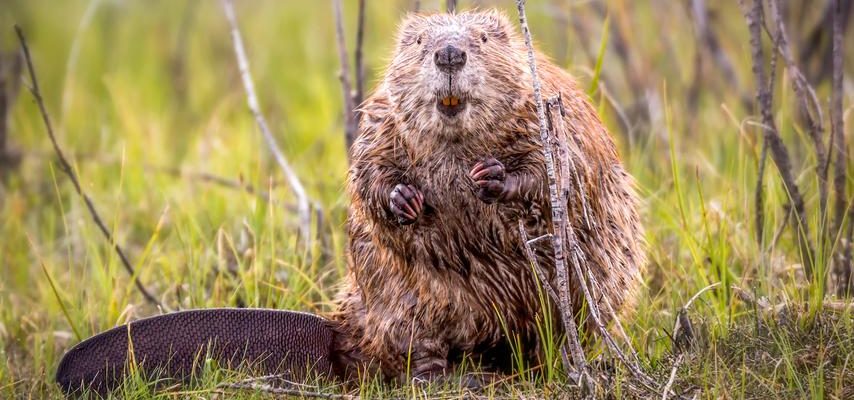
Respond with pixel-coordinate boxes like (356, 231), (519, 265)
(434, 45), (467, 74)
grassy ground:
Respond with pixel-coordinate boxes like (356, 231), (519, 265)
(1, 0), (853, 398)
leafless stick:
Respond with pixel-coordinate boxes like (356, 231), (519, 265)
(661, 354), (684, 400)
(221, 0), (313, 245)
(517, 2), (663, 393)
(217, 381), (357, 400)
(518, 220), (573, 375)
(597, 81), (634, 141)
(739, 0), (815, 280)
(0, 50), (22, 172)
(447, 0), (457, 13)
(333, 0), (358, 155)
(686, 0), (751, 111)
(766, 0), (828, 222)
(515, 0), (587, 373)
(547, 1), (569, 66)
(518, 224), (552, 293)
(526, 233), (551, 246)
(756, 29), (778, 249)
(546, 98), (659, 392)
(353, 0), (367, 110)
(413, 0), (421, 12)
(584, 256), (640, 364)
(15, 25), (162, 308)
(830, 0), (849, 296)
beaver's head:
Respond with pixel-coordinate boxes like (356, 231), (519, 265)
(384, 10), (527, 141)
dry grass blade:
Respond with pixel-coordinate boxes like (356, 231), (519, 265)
(220, 0), (313, 246)
(14, 25), (163, 309)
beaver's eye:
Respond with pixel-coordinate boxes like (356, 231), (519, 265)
(481, 33), (488, 43)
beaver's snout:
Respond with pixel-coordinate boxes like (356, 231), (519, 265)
(434, 45), (467, 74)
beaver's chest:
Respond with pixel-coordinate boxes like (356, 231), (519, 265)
(394, 155), (531, 271)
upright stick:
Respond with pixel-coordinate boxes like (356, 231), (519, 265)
(221, 0), (313, 245)
(15, 25), (162, 308)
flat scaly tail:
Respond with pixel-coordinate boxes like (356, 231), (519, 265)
(55, 308), (343, 396)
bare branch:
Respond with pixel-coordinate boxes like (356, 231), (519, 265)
(217, 376), (357, 400)
(447, 0), (457, 13)
(220, 0), (313, 245)
(517, 220), (577, 375)
(333, 0), (358, 154)
(0, 50), (23, 174)
(353, 0), (367, 109)
(516, 2), (662, 393)
(830, 0), (850, 296)
(514, 0), (587, 374)
(739, 0), (815, 280)
(686, 0), (751, 111)
(15, 25), (163, 308)
(766, 0), (828, 221)
(661, 354), (684, 400)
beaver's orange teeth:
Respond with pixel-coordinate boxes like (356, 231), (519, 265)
(441, 96), (460, 106)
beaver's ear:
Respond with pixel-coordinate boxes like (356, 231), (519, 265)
(477, 9), (511, 41)
(396, 13), (427, 46)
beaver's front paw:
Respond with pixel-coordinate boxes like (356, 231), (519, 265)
(390, 184), (424, 225)
(470, 157), (507, 204)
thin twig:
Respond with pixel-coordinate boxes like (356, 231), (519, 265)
(766, 0), (828, 224)
(739, 0), (815, 280)
(447, 0), (457, 13)
(333, 0), (358, 154)
(517, 2), (662, 393)
(353, 0), (367, 110)
(661, 354), (684, 400)
(518, 220), (572, 375)
(830, 0), (850, 296)
(217, 381), (357, 400)
(214, 373), (354, 399)
(15, 25), (162, 308)
(546, 98), (659, 392)
(685, 0), (752, 111)
(221, 0), (313, 245)
(514, 0), (587, 373)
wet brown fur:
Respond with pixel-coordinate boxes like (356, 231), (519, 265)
(330, 10), (645, 381)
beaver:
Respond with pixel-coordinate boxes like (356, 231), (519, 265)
(331, 9), (645, 381)
(54, 9), (644, 395)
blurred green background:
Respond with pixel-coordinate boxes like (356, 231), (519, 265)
(1, 0), (853, 398)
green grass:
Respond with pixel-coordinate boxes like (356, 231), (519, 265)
(2, 0), (853, 398)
